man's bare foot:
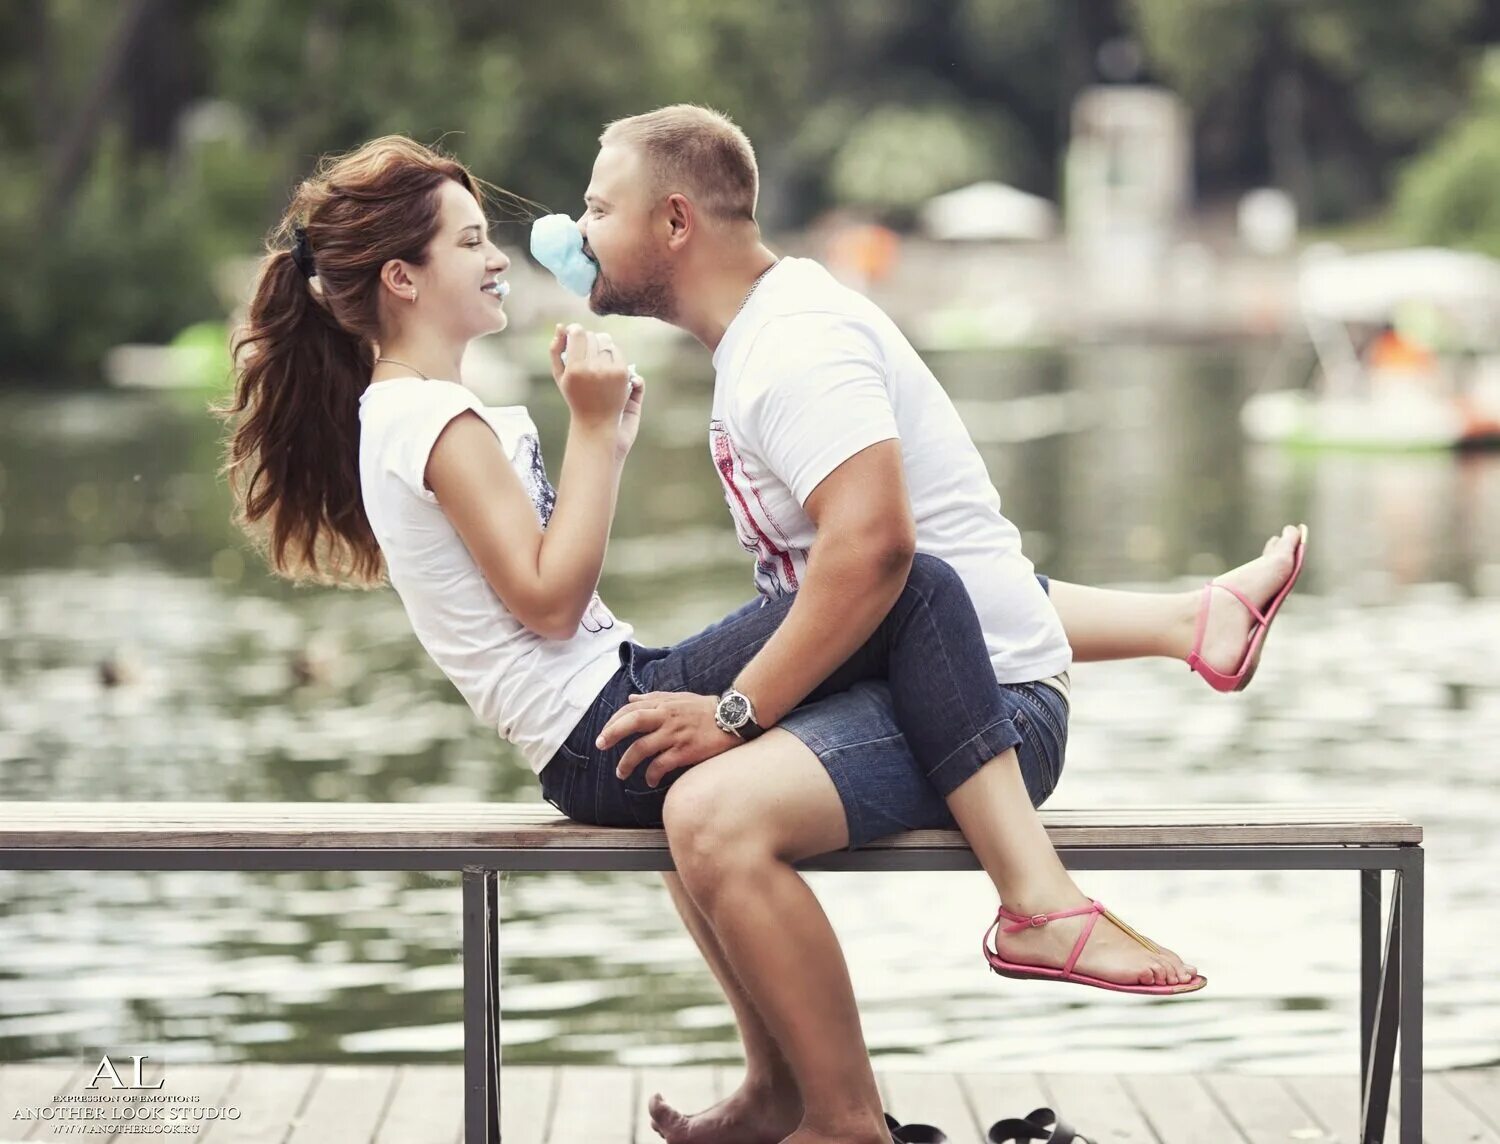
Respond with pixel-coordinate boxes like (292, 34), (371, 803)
(648, 1078), (802, 1144)
(989, 892), (1201, 990)
(1188, 524), (1304, 677)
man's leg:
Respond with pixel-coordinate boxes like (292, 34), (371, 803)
(645, 673), (1193, 1144)
(654, 729), (889, 1144)
(1049, 525), (1302, 666)
(650, 873), (802, 1136)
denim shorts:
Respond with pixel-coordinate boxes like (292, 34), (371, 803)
(776, 674), (1066, 847)
(537, 568), (1069, 849)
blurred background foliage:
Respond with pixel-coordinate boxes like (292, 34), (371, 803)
(2, 0), (1499, 379)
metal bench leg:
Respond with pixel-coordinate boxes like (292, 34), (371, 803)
(1398, 853), (1423, 1144)
(464, 868), (502, 1143)
(1361, 876), (1401, 1143)
(1360, 869), (1380, 1086)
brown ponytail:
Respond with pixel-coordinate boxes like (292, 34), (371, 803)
(214, 136), (485, 587)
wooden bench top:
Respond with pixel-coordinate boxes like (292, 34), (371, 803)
(0, 802), (1421, 850)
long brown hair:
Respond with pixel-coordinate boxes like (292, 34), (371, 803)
(214, 136), (484, 587)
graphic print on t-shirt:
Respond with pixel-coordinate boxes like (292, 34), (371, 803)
(709, 420), (803, 600)
(516, 430), (614, 633)
(516, 433), (558, 527)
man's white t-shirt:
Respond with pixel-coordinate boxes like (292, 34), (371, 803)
(358, 378), (630, 775)
(710, 257), (1072, 684)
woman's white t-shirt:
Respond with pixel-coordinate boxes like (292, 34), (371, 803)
(357, 378), (630, 775)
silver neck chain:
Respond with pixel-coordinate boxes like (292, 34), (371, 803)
(736, 259), (779, 317)
(373, 356), (430, 380)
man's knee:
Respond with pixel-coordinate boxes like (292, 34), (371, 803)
(662, 773), (770, 897)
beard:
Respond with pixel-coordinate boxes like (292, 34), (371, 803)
(589, 253), (676, 321)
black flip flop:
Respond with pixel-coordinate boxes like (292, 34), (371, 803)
(987, 1106), (1093, 1144)
(884, 1110), (948, 1143)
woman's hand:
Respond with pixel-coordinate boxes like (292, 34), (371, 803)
(549, 323), (631, 430)
(615, 371), (645, 462)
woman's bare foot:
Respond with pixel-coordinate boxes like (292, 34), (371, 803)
(1187, 524), (1303, 677)
(989, 891), (1201, 990)
(648, 1078), (802, 1144)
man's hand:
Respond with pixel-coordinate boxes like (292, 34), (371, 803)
(597, 692), (741, 788)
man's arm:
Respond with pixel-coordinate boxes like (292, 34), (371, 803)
(728, 439), (915, 726)
(603, 315), (913, 785)
(604, 440), (915, 787)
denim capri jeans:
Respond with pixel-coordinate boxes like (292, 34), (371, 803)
(538, 555), (1068, 849)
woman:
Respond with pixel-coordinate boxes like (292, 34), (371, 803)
(219, 136), (1297, 1144)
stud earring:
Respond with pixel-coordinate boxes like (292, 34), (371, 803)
(410, 289), (418, 302)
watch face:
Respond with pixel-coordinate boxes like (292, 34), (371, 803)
(718, 692), (750, 727)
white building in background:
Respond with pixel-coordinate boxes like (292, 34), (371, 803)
(919, 181), (1057, 243)
(1065, 85), (1192, 313)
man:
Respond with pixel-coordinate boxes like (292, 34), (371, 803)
(577, 105), (1302, 1144)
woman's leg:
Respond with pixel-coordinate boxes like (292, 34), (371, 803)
(654, 730), (890, 1144)
(800, 558), (1199, 989)
(1050, 525), (1303, 667)
(940, 750), (1196, 984)
(625, 554), (1202, 994)
(624, 526), (1305, 712)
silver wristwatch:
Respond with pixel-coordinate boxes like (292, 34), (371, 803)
(714, 688), (765, 740)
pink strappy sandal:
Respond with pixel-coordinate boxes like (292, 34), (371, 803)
(1186, 524), (1308, 693)
(982, 899), (1206, 996)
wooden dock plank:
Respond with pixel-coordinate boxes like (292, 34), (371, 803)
(959, 1072), (1053, 1139)
(99, 1065), (168, 1144)
(1041, 1072), (1160, 1142)
(199, 1063), (320, 1144)
(1282, 1071), (1402, 1142)
(546, 1065), (634, 1144)
(371, 1065), (465, 1144)
(1118, 1073), (1246, 1144)
(500, 1066), (556, 1144)
(1203, 1074), (1331, 1143)
(1446, 1071), (1500, 1133)
(106, 1065), (240, 1144)
(1410, 1078), (1500, 1143)
(284, 1065), (396, 1144)
(880, 1070), (979, 1141)
(0, 1064), (86, 1142)
(633, 1067), (717, 1143)
(3, 1065), (1491, 1143)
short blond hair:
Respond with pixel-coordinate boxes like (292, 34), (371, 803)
(601, 104), (758, 223)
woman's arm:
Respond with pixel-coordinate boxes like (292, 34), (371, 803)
(425, 325), (634, 639)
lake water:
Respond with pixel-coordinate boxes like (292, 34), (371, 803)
(0, 339), (1496, 1076)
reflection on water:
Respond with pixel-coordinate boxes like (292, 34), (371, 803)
(0, 341), (1496, 1074)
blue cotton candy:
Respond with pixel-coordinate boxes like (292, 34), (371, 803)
(530, 213), (598, 297)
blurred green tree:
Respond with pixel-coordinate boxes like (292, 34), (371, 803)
(1130, 0), (1485, 220)
(1, 0), (1497, 379)
(1393, 49), (1500, 256)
